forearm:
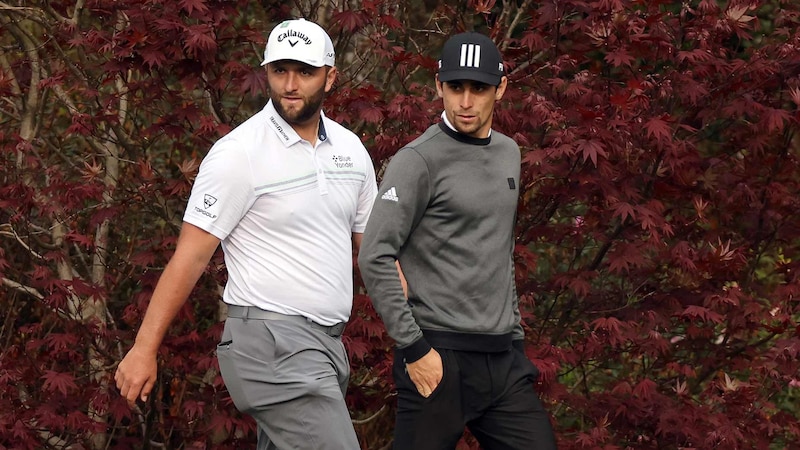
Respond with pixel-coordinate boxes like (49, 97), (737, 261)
(132, 258), (208, 353)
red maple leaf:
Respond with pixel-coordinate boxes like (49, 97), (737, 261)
(762, 107), (791, 133)
(644, 116), (672, 143)
(183, 24), (217, 55)
(680, 305), (724, 323)
(183, 400), (205, 420)
(180, 0), (210, 15)
(379, 14), (403, 30)
(65, 231), (95, 248)
(607, 242), (644, 274)
(140, 48), (168, 69)
(239, 70), (267, 97)
(333, 10), (369, 32)
(591, 316), (624, 335)
(358, 105), (384, 124)
(605, 49), (636, 68)
(41, 370), (78, 396)
(344, 338), (371, 362)
(576, 139), (607, 166)
(208, 412), (236, 435)
(611, 201), (636, 223)
(632, 378), (657, 400)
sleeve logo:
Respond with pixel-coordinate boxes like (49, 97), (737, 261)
(381, 186), (399, 202)
(204, 194), (218, 209)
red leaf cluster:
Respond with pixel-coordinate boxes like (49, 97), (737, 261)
(1, 1), (800, 449)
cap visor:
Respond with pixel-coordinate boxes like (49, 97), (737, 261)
(439, 70), (501, 86)
(261, 50), (325, 67)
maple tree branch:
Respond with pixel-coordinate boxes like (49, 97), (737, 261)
(49, 84), (111, 159)
(2, 277), (44, 300)
(0, 49), (22, 107)
(351, 404), (387, 425)
(694, 331), (780, 388)
(46, 31), (93, 89)
(0, 3), (40, 14)
(0, 223), (45, 260)
(498, 0), (535, 53)
(201, 71), (225, 125)
(745, 132), (794, 282)
(15, 383), (85, 448)
(0, 13), (42, 148)
(71, 0), (85, 24)
(0, 296), (16, 360)
(39, 1), (70, 25)
(589, 223), (626, 271)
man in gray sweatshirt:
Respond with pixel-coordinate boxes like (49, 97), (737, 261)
(358, 32), (557, 449)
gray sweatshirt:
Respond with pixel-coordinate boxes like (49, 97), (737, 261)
(358, 122), (523, 363)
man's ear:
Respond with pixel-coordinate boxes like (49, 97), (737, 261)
(325, 66), (338, 92)
(495, 76), (508, 101)
(435, 74), (444, 99)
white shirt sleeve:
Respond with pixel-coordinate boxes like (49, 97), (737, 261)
(352, 145), (378, 233)
(183, 140), (255, 240)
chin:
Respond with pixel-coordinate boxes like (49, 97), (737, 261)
(455, 126), (479, 136)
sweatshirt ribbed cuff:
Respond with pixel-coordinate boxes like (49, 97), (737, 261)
(399, 337), (432, 363)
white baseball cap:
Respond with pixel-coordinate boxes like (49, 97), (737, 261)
(261, 19), (335, 67)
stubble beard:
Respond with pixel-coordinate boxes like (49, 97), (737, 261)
(450, 112), (486, 138)
(454, 120), (481, 137)
(271, 85), (326, 126)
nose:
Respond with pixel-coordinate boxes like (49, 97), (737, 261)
(284, 71), (299, 92)
(459, 90), (474, 109)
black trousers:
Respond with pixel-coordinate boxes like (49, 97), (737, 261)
(392, 348), (557, 450)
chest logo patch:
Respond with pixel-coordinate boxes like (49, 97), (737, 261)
(332, 155), (353, 168)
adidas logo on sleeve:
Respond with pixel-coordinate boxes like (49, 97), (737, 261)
(381, 187), (399, 202)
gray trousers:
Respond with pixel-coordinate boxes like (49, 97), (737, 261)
(217, 315), (360, 450)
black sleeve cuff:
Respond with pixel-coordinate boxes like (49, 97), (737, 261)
(399, 337), (432, 363)
(512, 339), (525, 353)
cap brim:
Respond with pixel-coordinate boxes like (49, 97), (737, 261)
(439, 70), (502, 86)
(261, 55), (326, 67)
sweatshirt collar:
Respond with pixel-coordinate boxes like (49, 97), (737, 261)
(439, 111), (491, 146)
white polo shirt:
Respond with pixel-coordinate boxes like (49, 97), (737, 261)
(183, 100), (377, 325)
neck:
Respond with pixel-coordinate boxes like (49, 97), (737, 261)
(294, 121), (319, 145)
(287, 113), (321, 145)
(437, 121), (491, 146)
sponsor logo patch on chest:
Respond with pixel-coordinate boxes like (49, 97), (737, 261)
(332, 155), (354, 168)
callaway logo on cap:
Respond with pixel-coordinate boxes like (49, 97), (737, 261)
(438, 32), (504, 86)
(261, 18), (335, 67)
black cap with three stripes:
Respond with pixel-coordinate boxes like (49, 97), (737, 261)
(438, 32), (505, 86)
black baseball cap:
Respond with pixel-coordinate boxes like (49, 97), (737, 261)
(438, 32), (505, 86)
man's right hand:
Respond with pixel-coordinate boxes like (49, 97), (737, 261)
(115, 346), (157, 407)
(406, 348), (442, 398)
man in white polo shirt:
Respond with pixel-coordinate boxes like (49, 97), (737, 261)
(115, 18), (377, 449)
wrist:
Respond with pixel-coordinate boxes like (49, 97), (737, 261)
(400, 337), (432, 363)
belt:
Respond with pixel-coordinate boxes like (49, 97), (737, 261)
(226, 305), (346, 338)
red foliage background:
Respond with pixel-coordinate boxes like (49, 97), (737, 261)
(1, 1), (799, 449)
